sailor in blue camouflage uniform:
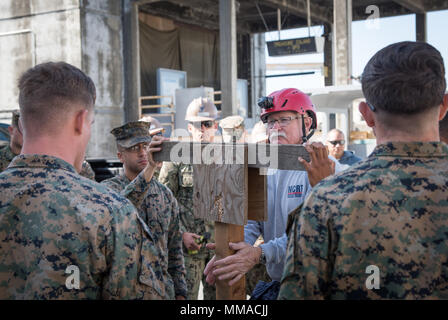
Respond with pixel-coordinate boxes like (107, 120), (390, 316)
(102, 121), (187, 300)
(279, 41), (448, 300)
(0, 61), (164, 299)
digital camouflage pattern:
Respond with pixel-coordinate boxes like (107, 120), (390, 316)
(0, 110), (20, 172)
(111, 121), (151, 149)
(0, 144), (17, 172)
(79, 160), (96, 180)
(158, 162), (216, 299)
(0, 154), (166, 300)
(159, 162), (210, 257)
(183, 255), (205, 300)
(279, 142), (448, 300)
(0, 146), (96, 181)
(101, 173), (187, 299)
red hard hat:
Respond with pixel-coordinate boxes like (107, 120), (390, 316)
(258, 88), (317, 129)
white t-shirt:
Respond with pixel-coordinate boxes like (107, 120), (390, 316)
(244, 156), (345, 281)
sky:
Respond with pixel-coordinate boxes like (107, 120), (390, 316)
(264, 9), (448, 94)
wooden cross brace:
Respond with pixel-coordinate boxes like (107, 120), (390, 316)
(154, 141), (310, 299)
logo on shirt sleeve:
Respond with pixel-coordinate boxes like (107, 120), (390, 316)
(287, 184), (304, 198)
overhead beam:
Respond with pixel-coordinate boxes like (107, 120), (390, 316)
(139, 6), (220, 30)
(167, 0), (220, 17)
(352, 3), (411, 21)
(262, 0), (332, 24)
(139, 4), (252, 33)
(393, 0), (426, 13)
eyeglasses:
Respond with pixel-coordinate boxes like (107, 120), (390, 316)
(191, 121), (214, 128)
(266, 116), (299, 129)
(125, 142), (149, 153)
(328, 140), (345, 146)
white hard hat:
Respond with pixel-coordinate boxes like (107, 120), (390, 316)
(185, 97), (218, 122)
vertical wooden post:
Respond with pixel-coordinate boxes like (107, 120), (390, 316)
(215, 221), (246, 300)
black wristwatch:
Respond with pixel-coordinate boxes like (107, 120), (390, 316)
(259, 246), (266, 265)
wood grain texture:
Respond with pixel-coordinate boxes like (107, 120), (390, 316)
(247, 168), (267, 222)
(193, 145), (248, 225)
(153, 141), (311, 170)
(215, 222), (246, 300)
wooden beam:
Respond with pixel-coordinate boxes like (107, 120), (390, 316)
(168, 0), (219, 16)
(215, 221), (246, 300)
(393, 0), (426, 13)
(248, 168), (267, 222)
(193, 160), (248, 226)
(152, 141), (311, 171)
(139, 6), (220, 30)
(262, 0), (332, 24)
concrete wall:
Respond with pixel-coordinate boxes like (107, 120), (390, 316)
(0, 0), (82, 112)
(80, 0), (124, 158)
(247, 32), (266, 128)
(0, 0), (125, 158)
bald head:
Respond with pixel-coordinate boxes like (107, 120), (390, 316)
(325, 129), (345, 159)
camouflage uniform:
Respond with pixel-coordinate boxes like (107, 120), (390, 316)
(278, 142), (448, 300)
(0, 110), (20, 172)
(159, 161), (216, 300)
(0, 144), (17, 172)
(79, 160), (96, 180)
(101, 173), (187, 299)
(0, 154), (166, 299)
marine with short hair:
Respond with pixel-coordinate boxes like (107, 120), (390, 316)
(279, 41), (448, 299)
(102, 121), (187, 300)
(0, 61), (163, 299)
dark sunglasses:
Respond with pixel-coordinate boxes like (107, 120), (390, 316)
(328, 140), (345, 146)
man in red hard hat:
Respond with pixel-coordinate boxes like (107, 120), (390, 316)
(204, 88), (342, 299)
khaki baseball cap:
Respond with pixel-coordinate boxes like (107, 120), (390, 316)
(249, 121), (268, 143)
(219, 115), (244, 130)
(185, 97), (218, 122)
